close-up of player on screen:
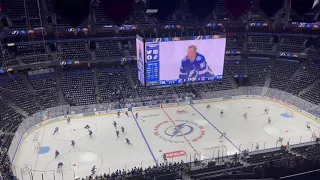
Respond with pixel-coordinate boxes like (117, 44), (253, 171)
(179, 45), (214, 80)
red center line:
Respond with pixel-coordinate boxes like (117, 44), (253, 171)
(161, 108), (200, 157)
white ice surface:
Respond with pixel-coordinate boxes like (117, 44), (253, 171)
(14, 99), (320, 180)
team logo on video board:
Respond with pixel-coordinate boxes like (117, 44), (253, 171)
(154, 120), (205, 143)
(153, 38), (162, 42)
(195, 36), (203, 40)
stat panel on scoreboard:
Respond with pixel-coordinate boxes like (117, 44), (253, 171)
(144, 35), (226, 86)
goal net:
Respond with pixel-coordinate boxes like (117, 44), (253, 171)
(32, 142), (40, 155)
(14, 166), (75, 180)
(286, 109), (293, 117)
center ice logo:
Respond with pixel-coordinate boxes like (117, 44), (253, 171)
(154, 120), (205, 143)
(164, 123), (194, 137)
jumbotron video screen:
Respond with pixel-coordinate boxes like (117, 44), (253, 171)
(136, 35), (145, 86)
(144, 35), (226, 86)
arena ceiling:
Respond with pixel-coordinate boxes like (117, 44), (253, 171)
(54, 0), (319, 27)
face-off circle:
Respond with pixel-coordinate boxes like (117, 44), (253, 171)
(51, 121), (97, 141)
(154, 120), (205, 143)
(44, 151), (103, 180)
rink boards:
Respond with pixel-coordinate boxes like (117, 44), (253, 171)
(13, 95), (319, 164)
(11, 95), (320, 180)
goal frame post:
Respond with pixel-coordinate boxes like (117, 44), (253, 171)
(285, 109), (293, 117)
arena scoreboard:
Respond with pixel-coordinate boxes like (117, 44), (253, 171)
(136, 35), (145, 86)
(136, 35), (226, 86)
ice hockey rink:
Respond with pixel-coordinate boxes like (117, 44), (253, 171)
(13, 98), (320, 180)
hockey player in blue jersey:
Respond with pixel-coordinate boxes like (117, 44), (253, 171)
(88, 130), (93, 138)
(53, 126), (59, 135)
(179, 45), (214, 80)
(67, 116), (71, 124)
(125, 138), (132, 145)
(71, 140), (75, 147)
(57, 162), (63, 168)
(55, 150), (59, 158)
(91, 165), (97, 175)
